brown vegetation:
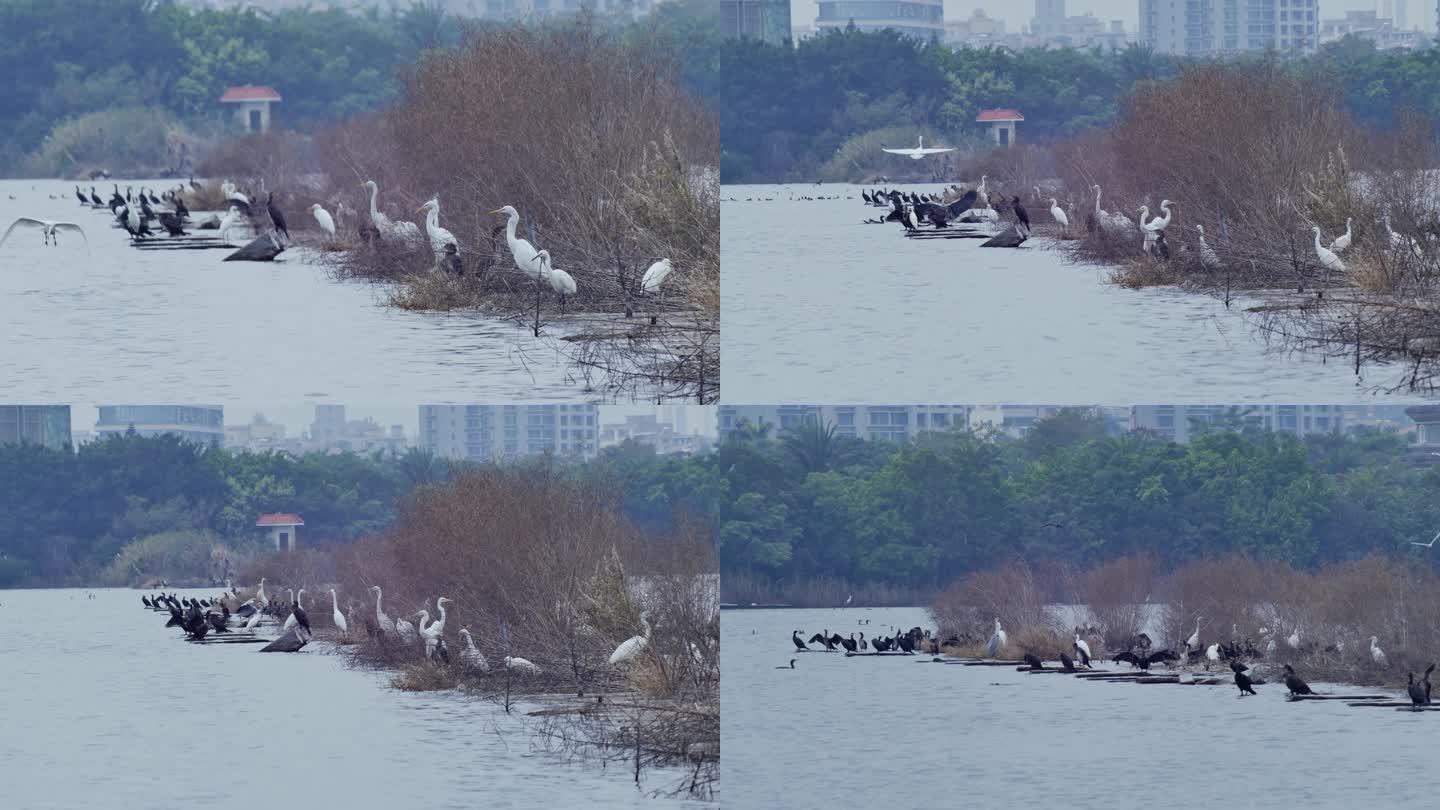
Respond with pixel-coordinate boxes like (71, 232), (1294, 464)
(929, 553), (1440, 691)
(195, 21), (718, 401)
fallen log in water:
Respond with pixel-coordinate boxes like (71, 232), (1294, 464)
(980, 226), (1028, 248)
(844, 651), (914, 657)
(224, 233), (286, 262)
(1134, 675), (1181, 684)
(959, 660), (1028, 666)
(258, 627), (310, 652)
(1346, 701), (1436, 708)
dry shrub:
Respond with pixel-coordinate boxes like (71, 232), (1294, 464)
(391, 660), (459, 692)
(1079, 554), (1157, 650)
(1157, 556), (1290, 651)
(929, 561), (1056, 640)
(240, 547), (337, 594)
(1108, 255), (1183, 289)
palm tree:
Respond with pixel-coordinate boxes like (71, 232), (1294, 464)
(781, 420), (843, 474)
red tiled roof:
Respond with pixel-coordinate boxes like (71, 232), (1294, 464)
(221, 85), (282, 103)
(256, 513), (304, 526)
(976, 108), (1024, 122)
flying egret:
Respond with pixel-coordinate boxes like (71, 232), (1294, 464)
(1371, 636), (1389, 667)
(1411, 529), (1440, 548)
(535, 250), (577, 313)
(1312, 226), (1346, 273)
(880, 135), (956, 160)
(311, 204), (336, 236)
(0, 217), (89, 251)
(417, 198), (458, 254)
(330, 589), (347, 638)
(459, 628), (490, 671)
(490, 205), (543, 280)
(609, 611), (652, 666)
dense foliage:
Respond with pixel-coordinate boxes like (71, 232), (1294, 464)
(0, 430), (715, 586)
(720, 29), (1440, 182)
(0, 0), (719, 175)
(714, 412), (1440, 593)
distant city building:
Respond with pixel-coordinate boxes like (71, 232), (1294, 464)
(1130, 404), (1344, 443)
(225, 414), (293, 453)
(181, 0), (662, 21)
(600, 413), (713, 455)
(976, 108), (1024, 147)
(0, 405), (72, 450)
(96, 405), (224, 446)
(718, 404), (970, 442)
(944, 9), (1006, 46)
(1318, 11), (1429, 48)
(967, 404), (1130, 437)
(722, 0), (792, 44)
(1141, 0), (1319, 55)
(419, 404), (598, 461)
(814, 0), (944, 41)
(1339, 403), (1418, 433)
(257, 513), (303, 552)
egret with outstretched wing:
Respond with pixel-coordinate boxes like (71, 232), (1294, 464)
(0, 217), (89, 251)
(881, 136), (956, 160)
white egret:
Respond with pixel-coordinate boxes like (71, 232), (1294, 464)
(1049, 198), (1068, 233)
(420, 597), (450, 659)
(244, 607), (264, 632)
(504, 656), (541, 674)
(1329, 217), (1352, 253)
(370, 585), (393, 637)
(1073, 633), (1092, 663)
(1288, 627), (1301, 649)
(535, 250), (577, 312)
(258, 577), (270, 608)
(1196, 224), (1220, 268)
(459, 628), (490, 672)
(1186, 617), (1201, 650)
(1371, 636), (1389, 667)
(310, 204), (336, 236)
(1384, 213), (1417, 253)
(1144, 199), (1173, 232)
(641, 258), (673, 295)
(0, 217), (89, 250)
(1205, 643), (1221, 667)
(396, 609), (418, 644)
(490, 205), (543, 280)
(330, 588), (347, 637)
(363, 180), (394, 236)
(608, 611), (652, 666)
(1312, 226), (1346, 273)
(221, 181), (249, 208)
(218, 206), (244, 246)
(987, 618), (1006, 658)
(1410, 529), (1440, 548)
(417, 198), (458, 254)
(976, 175), (989, 208)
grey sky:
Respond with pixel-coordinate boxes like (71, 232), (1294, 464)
(793, 0), (1426, 35)
(71, 403), (717, 440)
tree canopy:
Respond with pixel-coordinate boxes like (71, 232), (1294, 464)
(720, 30), (1440, 183)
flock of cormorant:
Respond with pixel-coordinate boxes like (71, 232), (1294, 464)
(780, 615), (1440, 709)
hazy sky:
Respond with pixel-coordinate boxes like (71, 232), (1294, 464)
(71, 403), (717, 439)
(793, 0), (1424, 35)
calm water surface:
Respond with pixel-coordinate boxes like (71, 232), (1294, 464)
(723, 607), (1427, 810)
(722, 184), (1425, 403)
(0, 179), (590, 403)
(0, 588), (713, 809)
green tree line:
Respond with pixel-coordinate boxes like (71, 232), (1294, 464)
(0, 0), (719, 175)
(715, 411), (1440, 592)
(0, 430), (719, 587)
(720, 28), (1440, 182)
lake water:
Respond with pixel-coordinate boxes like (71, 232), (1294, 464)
(0, 179), (593, 404)
(0, 588), (714, 809)
(722, 606), (1430, 810)
(721, 185), (1426, 403)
